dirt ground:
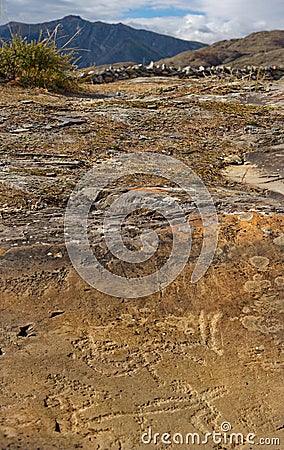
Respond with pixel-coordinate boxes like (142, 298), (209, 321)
(0, 76), (283, 449)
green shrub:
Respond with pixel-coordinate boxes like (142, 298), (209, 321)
(0, 33), (78, 91)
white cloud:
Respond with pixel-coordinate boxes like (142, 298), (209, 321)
(200, 0), (283, 22)
(125, 1), (284, 43)
(1, 0), (146, 23)
(1, 0), (283, 43)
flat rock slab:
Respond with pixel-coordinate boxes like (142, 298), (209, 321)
(247, 145), (284, 176)
(0, 77), (283, 449)
(223, 163), (284, 196)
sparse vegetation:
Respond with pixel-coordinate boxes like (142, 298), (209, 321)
(0, 33), (77, 91)
(159, 30), (284, 68)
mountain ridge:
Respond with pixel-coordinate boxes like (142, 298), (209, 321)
(0, 15), (206, 68)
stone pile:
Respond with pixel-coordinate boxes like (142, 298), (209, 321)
(80, 63), (284, 84)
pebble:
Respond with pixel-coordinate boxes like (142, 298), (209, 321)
(11, 128), (30, 133)
(275, 277), (284, 287)
(53, 252), (63, 258)
(238, 212), (254, 221)
(224, 155), (243, 165)
(249, 256), (270, 270)
(244, 279), (271, 292)
(273, 234), (284, 247)
(56, 118), (87, 128)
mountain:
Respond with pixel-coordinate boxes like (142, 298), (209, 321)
(158, 30), (284, 68)
(0, 15), (206, 68)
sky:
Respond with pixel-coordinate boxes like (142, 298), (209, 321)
(0, 0), (283, 44)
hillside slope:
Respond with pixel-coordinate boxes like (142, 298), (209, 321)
(158, 30), (284, 67)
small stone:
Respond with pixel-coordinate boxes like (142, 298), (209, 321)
(238, 212), (254, 221)
(249, 256), (270, 270)
(275, 277), (284, 287)
(241, 316), (262, 331)
(45, 172), (57, 177)
(244, 279), (271, 292)
(53, 252), (63, 258)
(11, 128), (30, 133)
(57, 118), (86, 127)
(273, 234), (284, 247)
(224, 154), (243, 165)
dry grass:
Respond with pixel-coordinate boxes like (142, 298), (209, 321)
(0, 33), (77, 91)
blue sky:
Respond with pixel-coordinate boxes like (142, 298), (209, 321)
(125, 7), (204, 19)
(1, 1), (283, 43)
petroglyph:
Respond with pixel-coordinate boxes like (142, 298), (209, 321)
(88, 384), (228, 436)
(71, 311), (224, 378)
(72, 335), (145, 377)
(198, 311), (224, 356)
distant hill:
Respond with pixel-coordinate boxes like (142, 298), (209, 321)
(0, 15), (206, 68)
(158, 30), (284, 68)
